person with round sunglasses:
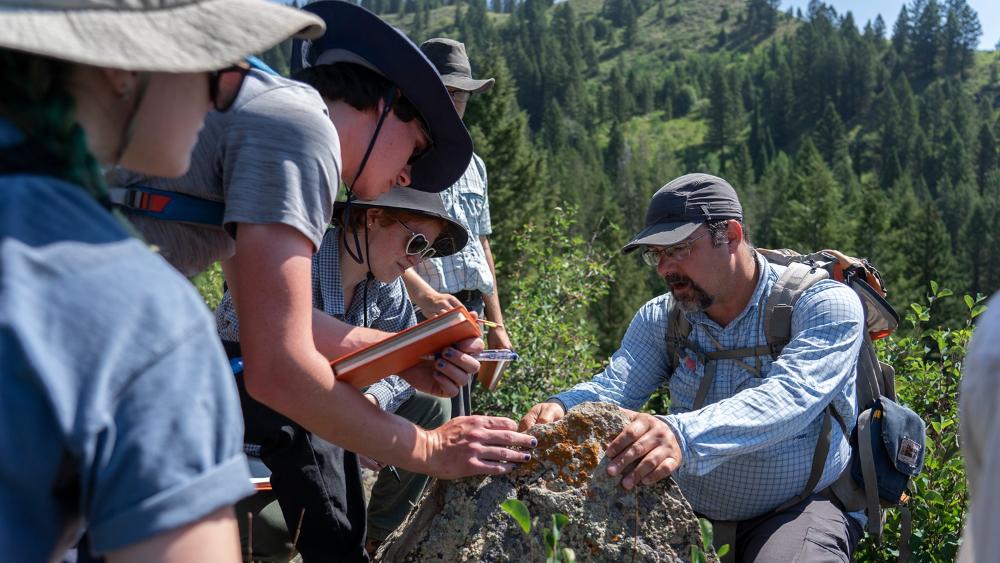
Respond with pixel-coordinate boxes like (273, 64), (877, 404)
(214, 186), (469, 561)
(0, 1), (323, 562)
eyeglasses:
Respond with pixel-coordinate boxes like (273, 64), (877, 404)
(641, 231), (710, 267)
(396, 219), (436, 260)
(447, 88), (471, 103)
(208, 62), (250, 112)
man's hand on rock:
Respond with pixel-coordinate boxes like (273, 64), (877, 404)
(399, 336), (483, 397)
(605, 408), (683, 490)
(518, 401), (566, 431)
(421, 415), (537, 479)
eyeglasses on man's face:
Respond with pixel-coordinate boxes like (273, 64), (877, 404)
(447, 88), (471, 103)
(395, 219), (436, 260)
(640, 231), (710, 267)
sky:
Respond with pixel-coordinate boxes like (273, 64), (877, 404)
(782, 0), (998, 49)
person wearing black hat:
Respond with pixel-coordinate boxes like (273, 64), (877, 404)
(106, 2), (535, 562)
(521, 174), (866, 562)
(214, 187), (468, 560)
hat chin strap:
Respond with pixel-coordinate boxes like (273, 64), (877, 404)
(345, 85), (397, 266)
(112, 73), (150, 166)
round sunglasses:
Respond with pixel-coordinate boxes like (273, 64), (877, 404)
(395, 219), (437, 260)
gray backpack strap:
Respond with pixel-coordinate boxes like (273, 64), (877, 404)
(764, 260), (840, 508)
(664, 301), (691, 375)
(763, 261), (830, 357)
(857, 407), (885, 539)
(775, 404), (849, 512)
(691, 345), (773, 410)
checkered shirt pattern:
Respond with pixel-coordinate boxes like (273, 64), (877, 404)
(412, 153), (494, 295)
(553, 252), (864, 521)
(215, 228), (415, 413)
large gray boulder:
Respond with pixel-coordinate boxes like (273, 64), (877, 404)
(377, 402), (712, 562)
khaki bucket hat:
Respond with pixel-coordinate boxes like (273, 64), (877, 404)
(0, 0), (326, 72)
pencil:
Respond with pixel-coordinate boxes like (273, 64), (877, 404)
(478, 319), (504, 329)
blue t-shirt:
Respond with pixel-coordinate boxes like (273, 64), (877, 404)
(0, 122), (252, 559)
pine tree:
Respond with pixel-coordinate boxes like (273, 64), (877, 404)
(774, 139), (851, 250)
(707, 63), (738, 160)
(462, 48), (547, 269)
(909, 0), (942, 77)
(891, 6), (910, 57)
(976, 122), (998, 192)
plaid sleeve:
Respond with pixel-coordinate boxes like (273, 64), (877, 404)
(364, 280), (417, 413)
(366, 376), (415, 414)
(553, 295), (671, 411)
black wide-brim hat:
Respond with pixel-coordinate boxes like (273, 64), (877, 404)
(291, 0), (473, 192)
(335, 186), (469, 257)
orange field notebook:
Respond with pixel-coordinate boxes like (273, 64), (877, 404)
(331, 306), (482, 388)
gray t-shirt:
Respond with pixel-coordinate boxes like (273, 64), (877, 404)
(108, 69), (341, 276)
(1, 124), (251, 557)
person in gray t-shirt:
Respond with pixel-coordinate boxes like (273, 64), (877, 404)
(0, 1), (321, 561)
(107, 2), (535, 561)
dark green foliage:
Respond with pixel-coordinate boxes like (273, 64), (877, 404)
(854, 284), (982, 561)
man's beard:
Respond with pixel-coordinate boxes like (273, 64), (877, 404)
(665, 273), (714, 312)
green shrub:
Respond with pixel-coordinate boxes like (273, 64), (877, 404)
(474, 210), (613, 419)
(855, 282), (984, 562)
(191, 261), (225, 311)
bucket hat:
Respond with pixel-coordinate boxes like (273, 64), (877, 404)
(420, 38), (494, 94)
(622, 173), (743, 253)
(291, 0), (473, 193)
(0, 0), (325, 72)
(336, 187), (469, 257)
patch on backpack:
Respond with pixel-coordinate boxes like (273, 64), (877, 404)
(684, 354), (698, 372)
(897, 437), (922, 467)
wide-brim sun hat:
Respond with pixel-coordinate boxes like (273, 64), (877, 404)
(622, 173), (743, 253)
(420, 38), (495, 94)
(291, 0), (473, 193)
(335, 186), (470, 257)
(0, 0), (325, 72)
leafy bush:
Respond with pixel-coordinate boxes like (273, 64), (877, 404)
(474, 210), (613, 419)
(855, 282), (984, 562)
(192, 261), (225, 312)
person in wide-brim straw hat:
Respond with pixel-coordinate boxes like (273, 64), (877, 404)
(0, 1), (322, 561)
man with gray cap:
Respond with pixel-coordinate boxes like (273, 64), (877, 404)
(404, 37), (513, 417)
(521, 174), (865, 561)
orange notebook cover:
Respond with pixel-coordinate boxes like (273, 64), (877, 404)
(331, 306), (482, 388)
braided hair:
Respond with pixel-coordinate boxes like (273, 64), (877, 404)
(0, 50), (109, 202)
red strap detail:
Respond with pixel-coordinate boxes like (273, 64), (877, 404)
(147, 194), (171, 213)
(135, 192), (172, 213)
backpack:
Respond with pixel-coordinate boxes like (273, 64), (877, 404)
(664, 249), (926, 562)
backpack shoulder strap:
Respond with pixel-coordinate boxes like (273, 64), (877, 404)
(762, 261), (830, 357)
(664, 299), (692, 374)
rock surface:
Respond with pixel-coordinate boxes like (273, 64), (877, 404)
(377, 402), (712, 562)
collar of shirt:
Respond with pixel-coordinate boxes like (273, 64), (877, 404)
(683, 250), (777, 331)
(314, 227), (384, 326)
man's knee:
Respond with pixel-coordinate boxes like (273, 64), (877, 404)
(739, 497), (861, 563)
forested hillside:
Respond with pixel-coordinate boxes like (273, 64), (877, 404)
(266, 0), (999, 353)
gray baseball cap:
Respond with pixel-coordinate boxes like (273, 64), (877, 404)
(420, 38), (495, 93)
(622, 173), (743, 253)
